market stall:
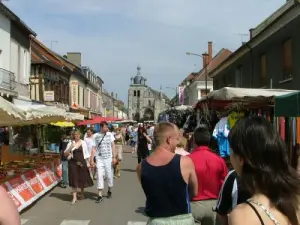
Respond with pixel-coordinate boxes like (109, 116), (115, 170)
(0, 150), (61, 212)
(157, 105), (193, 130)
(274, 91), (300, 169)
(195, 87), (298, 161)
(0, 97), (84, 212)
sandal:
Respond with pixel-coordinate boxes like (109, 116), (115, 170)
(78, 193), (84, 200)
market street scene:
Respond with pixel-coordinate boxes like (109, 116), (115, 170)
(1, 0), (300, 225)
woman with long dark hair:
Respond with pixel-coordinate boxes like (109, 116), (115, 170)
(228, 116), (300, 225)
(137, 126), (151, 163)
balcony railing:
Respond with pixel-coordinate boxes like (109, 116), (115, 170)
(0, 68), (16, 90)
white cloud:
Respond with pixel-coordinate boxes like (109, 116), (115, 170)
(5, 0), (285, 102)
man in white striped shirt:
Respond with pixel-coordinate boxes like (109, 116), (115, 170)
(214, 170), (250, 225)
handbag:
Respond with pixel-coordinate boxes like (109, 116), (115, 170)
(96, 133), (107, 157)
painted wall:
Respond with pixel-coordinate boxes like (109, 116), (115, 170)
(0, 13), (10, 71)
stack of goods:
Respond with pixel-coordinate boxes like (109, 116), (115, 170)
(0, 154), (59, 183)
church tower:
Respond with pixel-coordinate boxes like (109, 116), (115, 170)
(128, 66), (147, 121)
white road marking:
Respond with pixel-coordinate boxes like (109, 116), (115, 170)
(21, 219), (29, 225)
(127, 221), (147, 225)
(60, 220), (90, 225)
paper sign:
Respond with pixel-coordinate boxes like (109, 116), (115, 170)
(54, 160), (62, 178)
(24, 170), (44, 194)
(36, 167), (53, 187)
(8, 177), (35, 202)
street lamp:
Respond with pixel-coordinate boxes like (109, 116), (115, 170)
(165, 86), (178, 105)
(186, 52), (209, 95)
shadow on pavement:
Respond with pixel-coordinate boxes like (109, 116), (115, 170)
(135, 207), (146, 216)
(121, 168), (136, 172)
(49, 191), (98, 201)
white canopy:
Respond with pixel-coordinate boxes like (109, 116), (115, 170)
(16, 105), (68, 125)
(0, 97), (27, 126)
(200, 87), (298, 102)
(64, 112), (84, 122)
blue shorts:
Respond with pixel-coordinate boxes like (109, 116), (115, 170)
(130, 140), (136, 147)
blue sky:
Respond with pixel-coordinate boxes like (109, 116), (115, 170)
(6, 0), (284, 104)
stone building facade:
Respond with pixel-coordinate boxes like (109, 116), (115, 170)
(128, 66), (169, 122)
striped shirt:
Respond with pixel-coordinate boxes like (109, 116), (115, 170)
(215, 170), (250, 215)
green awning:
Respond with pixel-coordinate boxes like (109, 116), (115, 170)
(275, 91), (300, 117)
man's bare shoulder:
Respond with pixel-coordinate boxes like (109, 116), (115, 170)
(180, 155), (194, 168)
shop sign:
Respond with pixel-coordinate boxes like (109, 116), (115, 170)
(43, 91), (54, 102)
(71, 80), (78, 108)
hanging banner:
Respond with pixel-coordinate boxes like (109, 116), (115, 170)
(71, 80), (78, 108)
(178, 86), (185, 105)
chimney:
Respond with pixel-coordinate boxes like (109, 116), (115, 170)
(208, 42), (213, 63)
(202, 56), (206, 68)
(66, 52), (82, 67)
(249, 29), (254, 39)
(202, 54), (209, 68)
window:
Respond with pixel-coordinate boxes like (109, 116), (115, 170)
(137, 90), (140, 97)
(148, 100), (151, 106)
(201, 89), (209, 97)
(235, 66), (242, 87)
(283, 38), (292, 79)
(133, 90), (136, 96)
(260, 53), (267, 86)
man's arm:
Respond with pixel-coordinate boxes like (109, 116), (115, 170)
(183, 157), (198, 198)
(0, 186), (21, 225)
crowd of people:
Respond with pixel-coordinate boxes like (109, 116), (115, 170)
(1, 117), (300, 225)
(137, 117), (300, 225)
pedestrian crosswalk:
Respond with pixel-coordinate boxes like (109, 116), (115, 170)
(21, 218), (147, 225)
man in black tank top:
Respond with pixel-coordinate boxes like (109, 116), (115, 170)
(136, 122), (198, 225)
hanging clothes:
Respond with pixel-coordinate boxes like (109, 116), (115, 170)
(279, 117), (286, 141)
(213, 117), (230, 158)
(296, 118), (300, 145)
(227, 112), (245, 129)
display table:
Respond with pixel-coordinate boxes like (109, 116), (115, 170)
(0, 146), (62, 212)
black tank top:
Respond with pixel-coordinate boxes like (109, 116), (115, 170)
(141, 154), (190, 218)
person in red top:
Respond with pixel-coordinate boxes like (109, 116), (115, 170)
(189, 126), (228, 225)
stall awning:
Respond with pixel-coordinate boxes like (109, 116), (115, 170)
(200, 87), (298, 102)
(0, 96), (26, 126)
(275, 91), (300, 117)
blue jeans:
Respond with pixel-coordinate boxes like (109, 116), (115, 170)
(62, 160), (69, 185)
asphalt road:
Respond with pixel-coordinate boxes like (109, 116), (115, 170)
(20, 146), (147, 225)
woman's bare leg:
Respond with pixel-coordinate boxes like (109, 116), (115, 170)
(71, 187), (77, 204)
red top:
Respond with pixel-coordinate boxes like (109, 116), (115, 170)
(189, 146), (228, 201)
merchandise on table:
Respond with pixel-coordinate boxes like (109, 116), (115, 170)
(0, 153), (62, 212)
